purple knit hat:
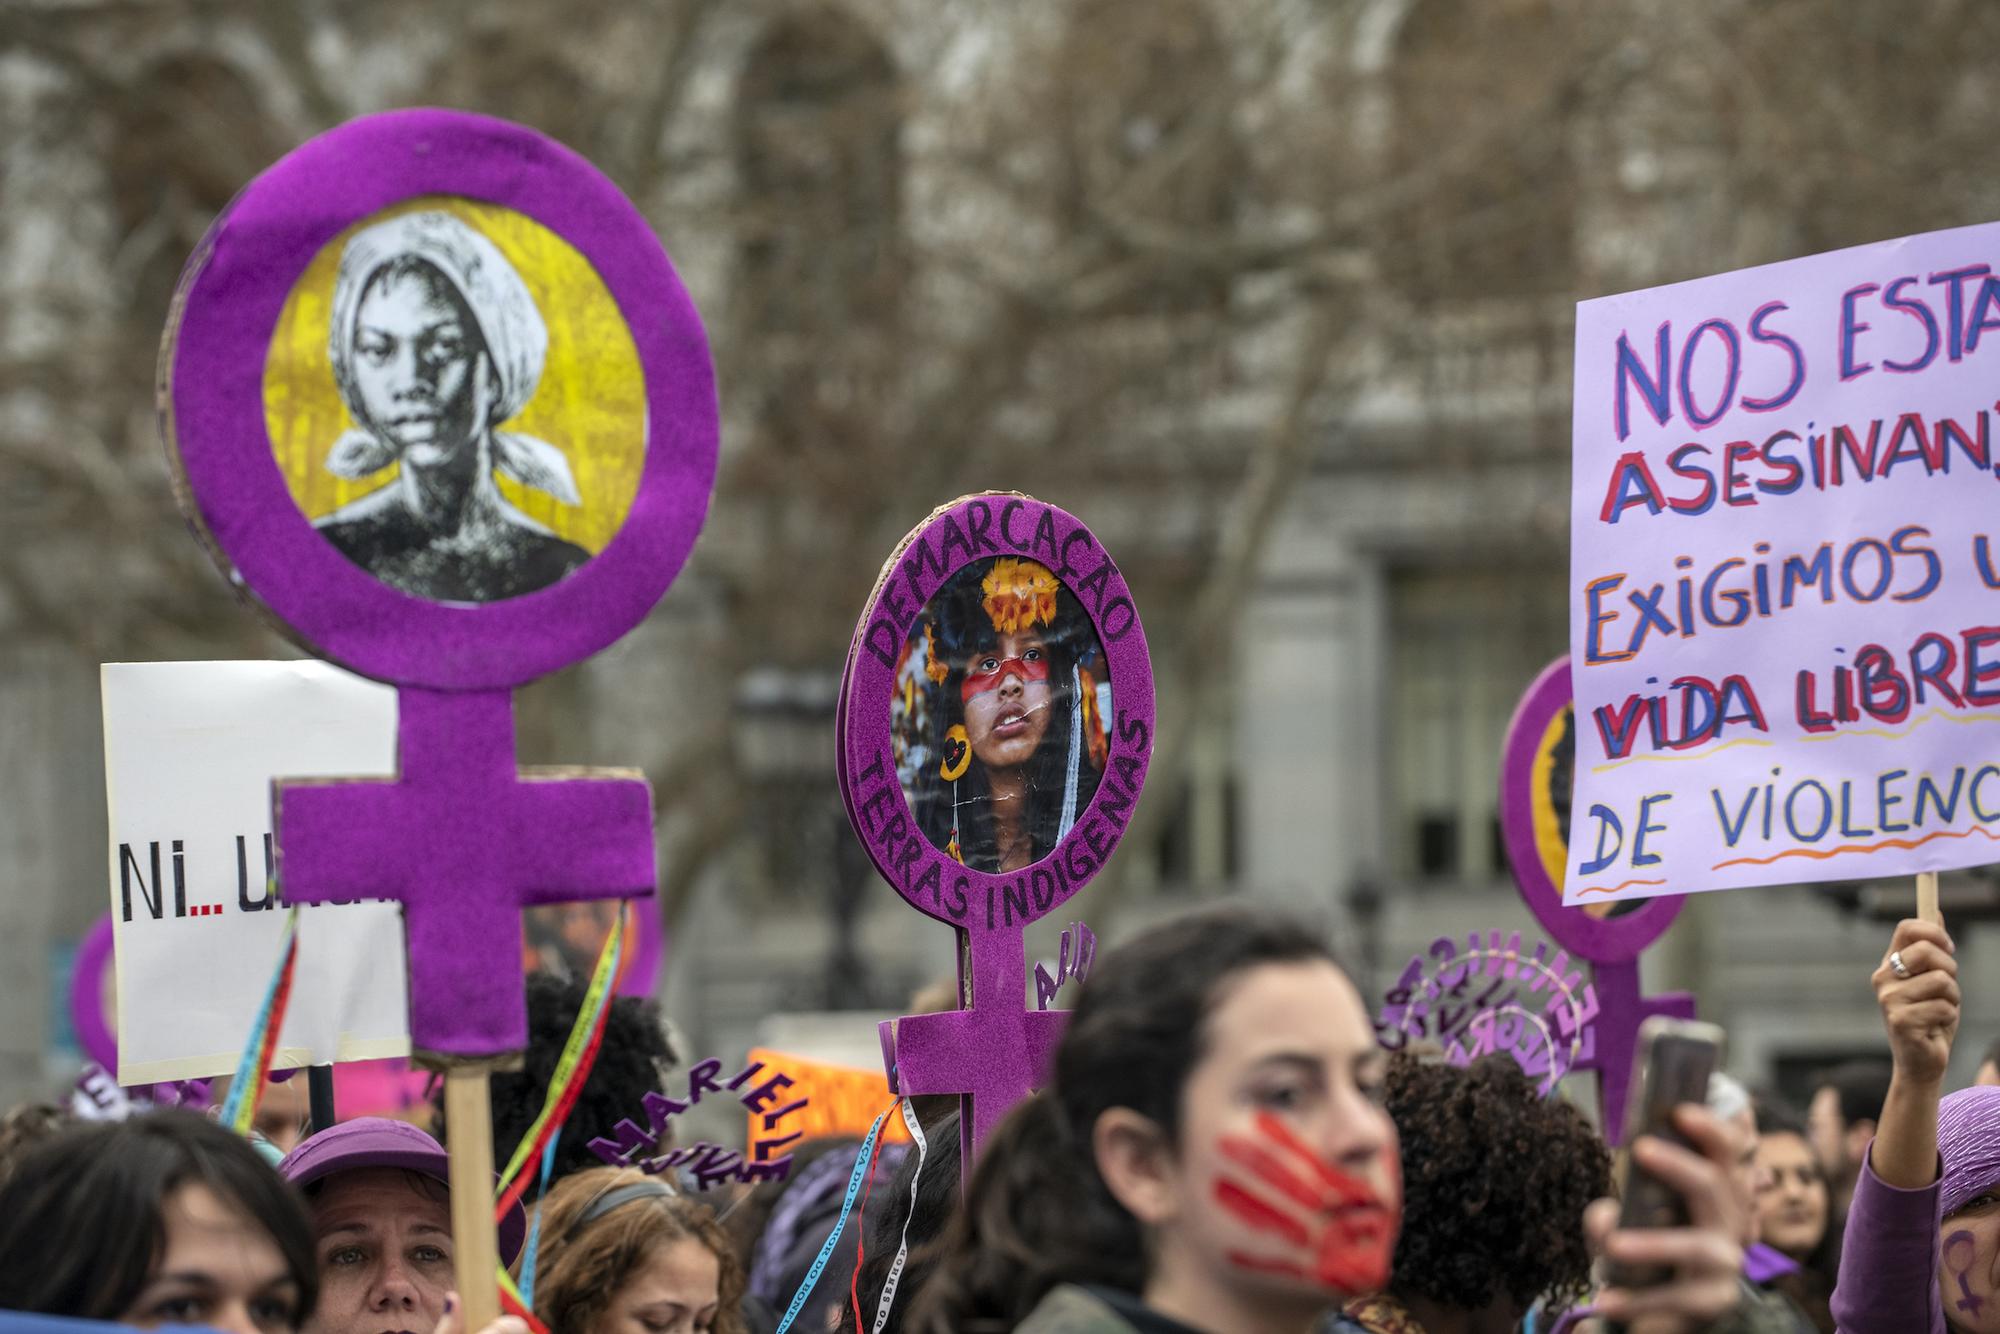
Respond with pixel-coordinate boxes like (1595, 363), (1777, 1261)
(1939, 1085), (2000, 1218)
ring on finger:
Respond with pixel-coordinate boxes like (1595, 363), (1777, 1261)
(1890, 949), (1913, 980)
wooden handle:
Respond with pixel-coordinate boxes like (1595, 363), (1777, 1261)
(1916, 871), (1941, 926)
(443, 1068), (502, 1332)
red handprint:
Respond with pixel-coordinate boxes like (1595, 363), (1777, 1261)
(1213, 1110), (1398, 1295)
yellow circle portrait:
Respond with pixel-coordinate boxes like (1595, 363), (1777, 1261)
(263, 196), (646, 603)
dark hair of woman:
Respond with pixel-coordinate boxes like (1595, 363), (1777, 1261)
(835, 1110), (963, 1334)
(1753, 1096), (1839, 1333)
(721, 1133), (863, 1273)
(0, 1101), (68, 1189)
(1379, 1052), (1609, 1315)
(907, 559), (1103, 872)
(907, 906), (1337, 1333)
(0, 1110), (318, 1323)
(450, 972), (678, 1200)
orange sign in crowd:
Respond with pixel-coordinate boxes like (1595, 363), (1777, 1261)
(743, 1047), (913, 1161)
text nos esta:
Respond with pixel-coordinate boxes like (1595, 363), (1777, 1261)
(1591, 266), (2000, 527)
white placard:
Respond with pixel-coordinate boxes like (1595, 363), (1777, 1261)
(103, 660), (410, 1083)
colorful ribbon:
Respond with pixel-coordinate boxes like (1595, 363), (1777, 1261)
(775, 1102), (895, 1334)
(496, 903), (629, 1219)
(493, 908), (631, 1333)
(220, 908), (301, 1136)
(865, 1100), (928, 1333)
(498, 1267), (551, 1334)
(516, 1131), (560, 1310)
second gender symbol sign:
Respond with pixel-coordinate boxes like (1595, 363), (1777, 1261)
(840, 493), (1155, 1164)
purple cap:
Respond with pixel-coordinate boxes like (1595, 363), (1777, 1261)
(278, 1117), (528, 1263)
(1940, 1085), (2000, 1218)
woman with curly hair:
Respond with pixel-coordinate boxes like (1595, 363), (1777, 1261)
(529, 1167), (746, 1334)
(897, 556), (1107, 873)
(1331, 1053), (1610, 1334)
(454, 973), (678, 1201)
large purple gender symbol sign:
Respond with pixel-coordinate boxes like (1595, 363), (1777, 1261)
(840, 494), (1154, 1163)
(163, 109), (717, 1059)
(1499, 657), (1694, 1142)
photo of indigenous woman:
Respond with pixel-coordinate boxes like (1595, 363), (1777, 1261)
(893, 557), (1110, 873)
(313, 210), (588, 602)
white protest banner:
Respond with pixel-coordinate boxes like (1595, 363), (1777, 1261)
(1569, 221), (2000, 905)
(103, 661), (409, 1082)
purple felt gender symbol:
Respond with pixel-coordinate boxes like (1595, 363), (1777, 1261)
(278, 689), (653, 1057)
(841, 495), (1155, 1162)
(1498, 657), (1694, 1142)
(165, 108), (717, 690)
(162, 110), (714, 1061)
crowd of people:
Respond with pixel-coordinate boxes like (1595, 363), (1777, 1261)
(0, 904), (1993, 1334)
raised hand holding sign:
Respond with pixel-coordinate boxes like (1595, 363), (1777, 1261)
(161, 109), (718, 1325)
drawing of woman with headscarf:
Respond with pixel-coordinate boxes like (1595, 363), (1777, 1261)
(313, 210), (588, 602)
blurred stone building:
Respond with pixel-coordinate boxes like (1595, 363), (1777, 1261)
(3, 0), (1999, 1114)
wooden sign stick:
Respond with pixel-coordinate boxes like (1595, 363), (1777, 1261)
(1917, 870), (1941, 926)
(443, 1067), (503, 1330)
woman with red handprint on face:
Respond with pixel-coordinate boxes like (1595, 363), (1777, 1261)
(909, 907), (1401, 1334)
(906, 904), (1771, 1334)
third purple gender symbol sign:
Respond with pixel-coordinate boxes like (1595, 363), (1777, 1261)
(839, 493), (1154, 1164)
(1499, 656), (1694, 1141)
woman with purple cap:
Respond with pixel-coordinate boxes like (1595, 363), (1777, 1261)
(279, 1117), (529, 1334)
(1831, 917), (2000, 1333)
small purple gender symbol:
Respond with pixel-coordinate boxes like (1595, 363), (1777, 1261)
(1945, 1230), (1984, 1316)
(280, 688), (653, 1056)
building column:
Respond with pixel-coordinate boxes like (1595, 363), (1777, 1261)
(0, 644), (107, 1106)
(1235, 508), (1385, 911)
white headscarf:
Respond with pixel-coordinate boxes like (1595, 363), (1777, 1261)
(324, 210), (578, 505)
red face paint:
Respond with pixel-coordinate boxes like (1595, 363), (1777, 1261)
(1215, 1179), (1311, 1247)
(961, 652), (1049, 701)
(1212, 1110), (1398, 1296)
